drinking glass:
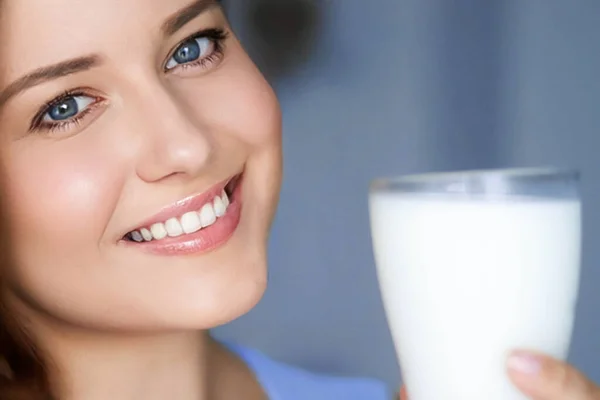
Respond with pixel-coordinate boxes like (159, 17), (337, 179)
(368, 168), (581, 400)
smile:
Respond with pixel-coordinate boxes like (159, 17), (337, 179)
(122, 174), (243, 255)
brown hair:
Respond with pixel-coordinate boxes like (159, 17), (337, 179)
(0, 183), (52, 398)
(0, 0), (54, 397)
(0, 317), (53, 399)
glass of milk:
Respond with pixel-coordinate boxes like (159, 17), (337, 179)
(369, 168), (581, 400)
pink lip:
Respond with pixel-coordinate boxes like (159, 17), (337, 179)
(122, 174), (243, 256)
(133, 177), (233, 231)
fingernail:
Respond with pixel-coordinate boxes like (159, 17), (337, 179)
(507, 352), (542, 375)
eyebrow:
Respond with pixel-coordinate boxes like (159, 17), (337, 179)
(0, 55), (102, 109)
(0, 1), (220, 109)
(161, 0), (220, 37)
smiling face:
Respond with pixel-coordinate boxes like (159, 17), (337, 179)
(0, 0), (282, 332)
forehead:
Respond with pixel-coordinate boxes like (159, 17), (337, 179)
(0, 0), (197, 35)
(0, 0), (212, 79)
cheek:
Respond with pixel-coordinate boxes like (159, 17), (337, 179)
(176, 51), (283, 212)
(178, 50), (282, 148)
(215, 60), (283, 211)
(5, 140), (123, 252)
(222, 76), (281, 147)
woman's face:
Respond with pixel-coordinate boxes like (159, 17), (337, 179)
(0, 0), (282, 331)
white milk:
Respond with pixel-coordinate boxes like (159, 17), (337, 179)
(369, 194), (581, 400)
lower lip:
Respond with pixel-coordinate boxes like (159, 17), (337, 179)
(127, 183), (243, 256)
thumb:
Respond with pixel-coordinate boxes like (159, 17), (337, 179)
(507, 350), (599, 400)
(399, 385), (409, 400)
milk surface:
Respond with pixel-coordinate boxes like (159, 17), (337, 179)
(369, 194), (581, 400)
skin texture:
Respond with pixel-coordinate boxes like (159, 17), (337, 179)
(0, 0), (280, 398)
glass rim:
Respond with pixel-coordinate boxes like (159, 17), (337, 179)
(370, 167), (580, 191)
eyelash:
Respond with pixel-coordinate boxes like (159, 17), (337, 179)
(164, 28), (229, 73)
(30, 28), (229, 133)
(29, 89), (104, 133)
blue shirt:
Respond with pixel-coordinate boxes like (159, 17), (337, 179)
(226, 342), (391, 400)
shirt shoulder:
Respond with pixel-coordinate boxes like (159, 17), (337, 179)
(224, 342), (392, 400)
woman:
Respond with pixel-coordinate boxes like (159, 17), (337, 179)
(0, 0), (597, 399)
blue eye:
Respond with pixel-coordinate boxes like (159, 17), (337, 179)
(43, 95), (95, 122)
(165, 37), (214, 70)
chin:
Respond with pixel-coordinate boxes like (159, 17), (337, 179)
(185, 276), (267, 330)
(175, 257), (269, 331)
(210, 280), (266, 328)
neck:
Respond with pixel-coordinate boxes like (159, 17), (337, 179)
(10, 304), (266, 400)
(46, 328), (212, 400)
(7, 292), (267, 400)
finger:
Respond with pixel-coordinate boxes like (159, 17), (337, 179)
(399, 385), (408, 400)
(507, 350), (600, 400)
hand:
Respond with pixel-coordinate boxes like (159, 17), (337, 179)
(507, 350), (599, 399)
(398, 350), (600, 400)
(399, 386), (408, 400)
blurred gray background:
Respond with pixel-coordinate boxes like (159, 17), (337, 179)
(213, 0), (600, 389)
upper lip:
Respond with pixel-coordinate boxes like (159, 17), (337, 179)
(124, 175), (237, 236)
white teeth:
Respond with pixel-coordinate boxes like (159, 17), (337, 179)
(181, 211), (202, 234)
(130, 231), (144, 242)
(222, 190), (230, 207)
(131, 193), (232, 243)
(150, 223), (168, 240)
(141, 228), (153, 242)
(199, 203), (217, 227)
(165, 218), (184, 237)
(213, 196), (226, 217)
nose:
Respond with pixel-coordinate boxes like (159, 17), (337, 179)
(132, 83), (213, 183)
